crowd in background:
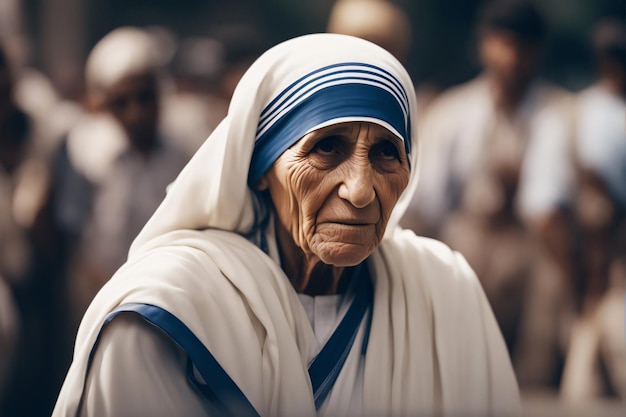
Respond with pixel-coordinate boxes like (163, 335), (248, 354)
(0, 0), (623, 416)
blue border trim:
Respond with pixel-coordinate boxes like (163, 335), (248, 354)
(307, 262), (373, 409)
(87, 303), (261, 417)
(84, 266), (374, 414)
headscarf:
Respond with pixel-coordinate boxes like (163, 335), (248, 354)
(129, 33), (420, 257)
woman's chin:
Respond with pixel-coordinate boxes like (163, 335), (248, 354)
(315, 243), (374, 267)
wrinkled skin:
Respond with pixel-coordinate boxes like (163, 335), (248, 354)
(258, 122), (410, 295)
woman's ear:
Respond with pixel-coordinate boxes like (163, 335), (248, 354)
(256, 174), (269, 191)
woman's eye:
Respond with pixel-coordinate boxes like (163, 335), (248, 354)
(313, 136), (342, 154)
(374, 140), (401, 159)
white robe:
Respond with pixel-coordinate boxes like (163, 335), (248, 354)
(55, 228), (519, 417)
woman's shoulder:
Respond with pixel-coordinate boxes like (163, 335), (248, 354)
(119, 229), (267, 280)
(83, 229), (270, 322)
(75, 228), (275, 361)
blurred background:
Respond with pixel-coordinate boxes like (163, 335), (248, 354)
(0, 0), (623, 416)
(0, 0), (624, 95)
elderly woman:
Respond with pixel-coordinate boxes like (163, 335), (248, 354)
(53, 34), (520, 417)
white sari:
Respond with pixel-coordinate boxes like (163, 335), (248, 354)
(53, 33), (520, 417)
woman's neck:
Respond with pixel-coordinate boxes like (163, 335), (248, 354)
(274, 218), (345, 296)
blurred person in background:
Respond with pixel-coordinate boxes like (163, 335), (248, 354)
(52, 26), (189, 325)
(0, 42), (55, 289)
(0, 40), (70, 417)
(559, 17), (626, 402)
(326, 0), (411, 65)
(402, 0), (576, 390)
(0, 0), (85, 159)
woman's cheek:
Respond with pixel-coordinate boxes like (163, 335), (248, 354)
(297, 193), (326, 254)
(376, 177), (406, 212)
(285, 169), (318, 252)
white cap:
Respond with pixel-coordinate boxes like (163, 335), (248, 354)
(85, 26), (160, 96)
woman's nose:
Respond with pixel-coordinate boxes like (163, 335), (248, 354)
(338, 162), (376, 208)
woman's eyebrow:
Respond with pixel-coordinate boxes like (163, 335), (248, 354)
(376, 130), (404, 146)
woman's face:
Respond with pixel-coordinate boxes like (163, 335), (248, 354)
(259, 121), (410, 266)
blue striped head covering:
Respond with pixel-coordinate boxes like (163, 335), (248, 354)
(130, 34), (419, 252)
(248, 61), (412, 186)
